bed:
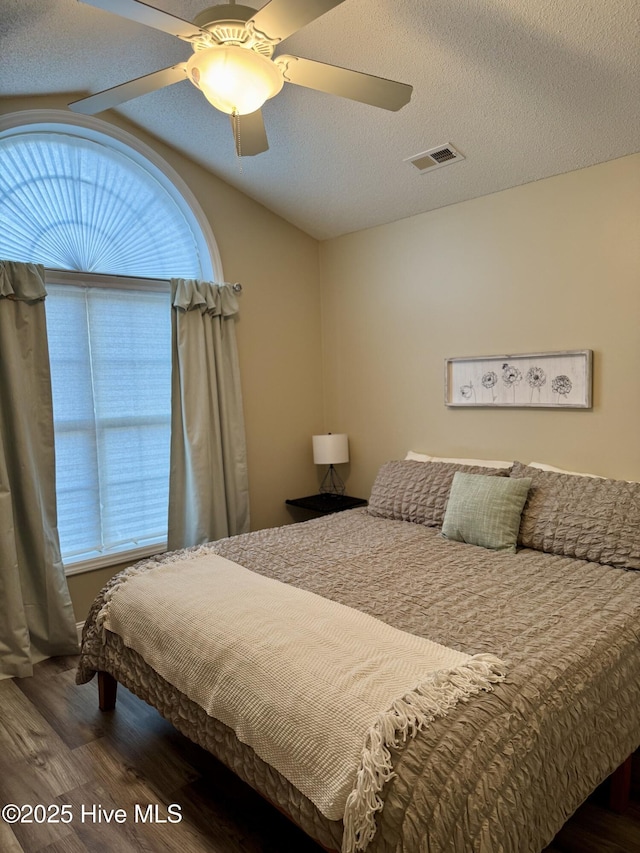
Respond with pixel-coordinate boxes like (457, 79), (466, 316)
(77, 459), (640, 853)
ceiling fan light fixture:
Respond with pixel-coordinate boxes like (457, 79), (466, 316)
(187, 45), (284, 115)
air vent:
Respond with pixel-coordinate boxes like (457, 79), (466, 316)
(405, 143), (465, 174)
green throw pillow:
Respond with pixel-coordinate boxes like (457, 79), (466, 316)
(441, 472), (532, 553)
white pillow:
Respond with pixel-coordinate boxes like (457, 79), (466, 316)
(404, 451), (511, 469)
(430, 456), (513, 469)
(528, 461), (603, 478)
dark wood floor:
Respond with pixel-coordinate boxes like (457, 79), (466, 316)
(1, 656), (639, 853)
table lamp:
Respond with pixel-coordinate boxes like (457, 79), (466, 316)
(312, 433), (349, 496)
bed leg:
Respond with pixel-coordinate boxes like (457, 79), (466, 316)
(609, 755), (632, 813)
(98, 671), (118, 711)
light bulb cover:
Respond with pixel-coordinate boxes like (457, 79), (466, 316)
(187, 45), (284, 115)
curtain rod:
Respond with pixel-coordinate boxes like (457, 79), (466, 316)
(44, 268), (242, 293)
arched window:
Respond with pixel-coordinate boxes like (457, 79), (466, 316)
(0, 112), (220, 570)
(0, 112), (219, 278)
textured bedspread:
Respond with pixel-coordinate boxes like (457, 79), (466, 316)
(78, 509), (640, 853)
(98, 550), (504, 852)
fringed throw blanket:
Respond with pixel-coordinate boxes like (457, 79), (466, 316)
(98, 550), (506, 853)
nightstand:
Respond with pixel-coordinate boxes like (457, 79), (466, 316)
(285, 494), (368, 515)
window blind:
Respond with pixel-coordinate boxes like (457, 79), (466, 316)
(46, 284), (171, 563)
(0, 131), (203, 278)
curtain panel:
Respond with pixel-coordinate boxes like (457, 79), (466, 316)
(168, 279), (250, 550)
(0, 261), (78, 679)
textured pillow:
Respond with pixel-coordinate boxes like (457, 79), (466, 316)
(510, 461), (640, 569)
(367, 460), (510, 527)
(441, 472), (531, 552)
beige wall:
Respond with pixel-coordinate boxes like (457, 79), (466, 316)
(319, 154), (640, 499)
(1, 95), (324, 620)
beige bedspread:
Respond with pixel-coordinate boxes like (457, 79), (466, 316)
(78, 509), (640, 853)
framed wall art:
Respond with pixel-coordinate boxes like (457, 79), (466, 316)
(445, 350), (593, 408)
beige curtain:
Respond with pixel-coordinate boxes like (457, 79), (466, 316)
(168, 279), (250, 550)
(0, 261), (78, 679)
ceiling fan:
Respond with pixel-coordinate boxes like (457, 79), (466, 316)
(69, 0), (413, 156)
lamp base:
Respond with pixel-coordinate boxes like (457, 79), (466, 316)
(319, 464), (345, 496)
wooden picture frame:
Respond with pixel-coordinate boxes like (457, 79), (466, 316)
(445, 350), (592, 408)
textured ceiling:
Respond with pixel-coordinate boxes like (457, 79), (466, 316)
(2, 0), (639, 239)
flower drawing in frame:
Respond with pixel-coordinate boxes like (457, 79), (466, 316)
(552, 374), (572, 399)
(460, 383), (475, 402)
(526, 366), (547, 403)
(502, 363), (522, 403)
(481, 370), (498, 402)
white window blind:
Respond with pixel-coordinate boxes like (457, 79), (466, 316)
(46, 283), (171, 564)
(0, 131), (204, 278)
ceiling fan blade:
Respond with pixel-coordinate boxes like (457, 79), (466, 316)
(79, 0), (210, 42)
(249, 0), (346, 42)
(277, 55), (413, 111)
(230, 110), (269, 157)
(69, 63), (188, 114)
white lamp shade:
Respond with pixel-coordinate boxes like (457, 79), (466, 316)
(187, 45), (284, 116)
(312, 434), (349, 465)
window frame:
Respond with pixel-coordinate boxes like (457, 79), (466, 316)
(46, 269), (173, 576)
